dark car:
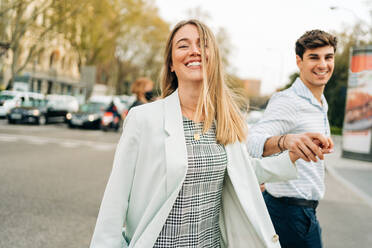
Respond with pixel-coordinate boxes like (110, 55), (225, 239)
(7, 98), (69, 125)
(66, 102), (107, 129)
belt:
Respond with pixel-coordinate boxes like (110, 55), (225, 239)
(266, 191), (319, 209)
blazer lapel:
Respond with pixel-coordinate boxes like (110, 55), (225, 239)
(164, 90), (188, 196)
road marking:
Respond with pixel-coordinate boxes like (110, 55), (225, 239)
(60, 141), (81, 148)
(0, 136), (18, 142)
(0, 133), (116, 151)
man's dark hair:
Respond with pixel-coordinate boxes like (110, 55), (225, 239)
(295, 30), (337, 59)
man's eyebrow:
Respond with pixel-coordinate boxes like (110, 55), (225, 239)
(307, 53), (320, 57)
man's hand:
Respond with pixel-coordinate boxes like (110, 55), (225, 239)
(285, 133), (334, 163)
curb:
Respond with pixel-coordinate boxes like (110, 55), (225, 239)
(325, 165), (372, 209)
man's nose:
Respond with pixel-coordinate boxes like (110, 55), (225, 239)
(318, 58), (327, 67)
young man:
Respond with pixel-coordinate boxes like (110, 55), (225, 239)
(247, 30), (337, 248)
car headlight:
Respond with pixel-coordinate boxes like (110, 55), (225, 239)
(66, 113), (72, 120)
(29, 109), (40, 116)
(88, 114), (96, 122)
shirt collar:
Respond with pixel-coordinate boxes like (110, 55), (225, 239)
(291, 77), (328, 111)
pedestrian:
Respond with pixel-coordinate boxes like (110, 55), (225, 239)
(89, 20), (330, 248)
(246, 29), (337, 248)
(128, 77), (154, 111)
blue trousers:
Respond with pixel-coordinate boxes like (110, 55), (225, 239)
(263, 191), (322, 248)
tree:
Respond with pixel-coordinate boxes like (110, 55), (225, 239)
(325, 23), (372, 128)
(113, 1), (169, 94)
(1, 0), (85, 90)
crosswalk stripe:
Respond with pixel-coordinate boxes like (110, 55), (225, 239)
(0, 133), (116, 151)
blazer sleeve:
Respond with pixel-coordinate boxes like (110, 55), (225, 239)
(90, 110), (141, 248)
(242, 144), (297, 184)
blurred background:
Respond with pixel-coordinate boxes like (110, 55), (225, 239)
(0, 0), (371, 247)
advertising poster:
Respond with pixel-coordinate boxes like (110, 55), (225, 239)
(342, 46), (372, 160)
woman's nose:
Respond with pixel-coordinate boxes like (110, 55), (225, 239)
(189, 44), (201, 55)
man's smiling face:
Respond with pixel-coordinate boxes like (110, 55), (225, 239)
(297, 45), (335, 90)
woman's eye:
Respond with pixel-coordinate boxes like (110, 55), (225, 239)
(179, 45), (188, 48)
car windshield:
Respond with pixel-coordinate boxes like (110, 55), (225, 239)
(21, 99), (47, 108)
(80, 102), (105, 113)
(47, 100), (65, 109)
(0, 94), (15, 101)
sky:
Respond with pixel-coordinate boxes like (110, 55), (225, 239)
(154, 0), (371, 94)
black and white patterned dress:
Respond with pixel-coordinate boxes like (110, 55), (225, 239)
(154, 116), (228, 248)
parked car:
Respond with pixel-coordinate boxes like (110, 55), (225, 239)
(7, 97), (72, 125)
(0, 90), (44, 118)
(66, 102), (108, 129)
(7, 98), (47, 124)
(46, 94), (79, 113)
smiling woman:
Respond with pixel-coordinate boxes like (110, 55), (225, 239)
(89, 19), (301, 248)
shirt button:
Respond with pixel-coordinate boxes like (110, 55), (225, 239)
(194, 133), (200, 140)
(272, 234), (279, 242)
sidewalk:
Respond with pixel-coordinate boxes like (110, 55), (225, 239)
(318, 135), (372, 248)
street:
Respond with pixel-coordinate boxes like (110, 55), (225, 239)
(0, 120), (119, 248)
(1, 119), (372, 247)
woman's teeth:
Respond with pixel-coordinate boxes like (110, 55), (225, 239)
(187, 62), (201, 67)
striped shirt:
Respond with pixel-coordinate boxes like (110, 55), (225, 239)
(246, 78), (330, 200)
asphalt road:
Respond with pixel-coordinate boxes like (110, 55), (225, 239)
(1, 119), (372, 248)
(0, 120), (120, 248)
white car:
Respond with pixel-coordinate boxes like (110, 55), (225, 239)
(46, 94), (79, 113)
(0, 90), (44, 117)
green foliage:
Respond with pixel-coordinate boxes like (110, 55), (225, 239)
(324, 46), (349, 128)
(325, 22), (372, 128)
(330, 126), (342, 135)
(277, 72), (299, 91)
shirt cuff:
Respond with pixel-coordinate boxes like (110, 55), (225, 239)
(246, 133), (271, 158)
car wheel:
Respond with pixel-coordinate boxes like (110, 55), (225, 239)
(8, 118), (15, 124)
(38, 115), (47, 125)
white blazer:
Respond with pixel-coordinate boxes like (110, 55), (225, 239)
(90, 90), (297, 248)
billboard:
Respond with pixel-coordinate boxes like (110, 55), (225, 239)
(342, 45), (372, 162)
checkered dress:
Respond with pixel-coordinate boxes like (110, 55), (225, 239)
(153, 117), (227, 248)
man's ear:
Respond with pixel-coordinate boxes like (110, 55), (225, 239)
(296, 55), (302, 69)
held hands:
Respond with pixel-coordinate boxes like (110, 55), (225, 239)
(286, 133), (334, 163)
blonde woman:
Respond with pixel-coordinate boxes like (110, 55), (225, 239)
(90, 20), (330, 248)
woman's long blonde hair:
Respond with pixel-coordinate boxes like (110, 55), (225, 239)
(160, 19), (247, 145)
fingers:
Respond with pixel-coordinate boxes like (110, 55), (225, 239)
(289, 151), (300, 163)
(306, 132), (329, 149)
(305, 139), (324, 160)
(321, 148), (333, 154)
(288, 139), (312, 162)
(298, 142), (318, 162)
(286, 133), (327, 162)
